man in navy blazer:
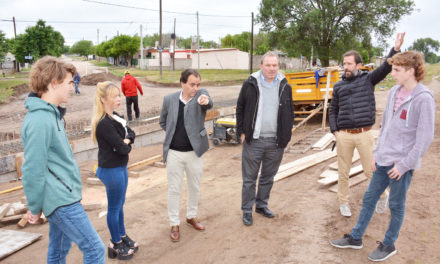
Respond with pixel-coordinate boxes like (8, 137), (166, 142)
(159, 69), (213, 242)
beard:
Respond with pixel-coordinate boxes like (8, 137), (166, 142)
(344, 69), (358, 81)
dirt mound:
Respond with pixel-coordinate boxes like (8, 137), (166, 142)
(13, 83), (30, 96)
(81, 72), (122, 86)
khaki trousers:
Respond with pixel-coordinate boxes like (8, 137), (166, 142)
(336, 130), (374, 204)
(167, 149), (204, 226)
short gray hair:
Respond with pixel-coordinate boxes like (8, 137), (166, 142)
(260, 51), (279, 65)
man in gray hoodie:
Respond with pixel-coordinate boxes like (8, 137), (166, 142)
(330, 51), (435, 262)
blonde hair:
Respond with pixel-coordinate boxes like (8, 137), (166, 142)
(30, 56), (77, 97)
(387, 51), (426, 82)
(91, 81), (121, 144)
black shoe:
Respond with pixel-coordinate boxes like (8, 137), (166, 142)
(121, 235), (139, 253)
(255, 207), (275, 218)
(243, 212), (253, 226)
(108, 240), (134, 260)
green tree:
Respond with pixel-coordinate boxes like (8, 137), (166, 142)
(408, 38), (440, 63)
(111, 35), (140, 66)
(62, 45), (70, 54)
(70, 40), (94, 57)
(0, 30), (7, 62)
(177, 37), (192, 49)
(12, 20), (64, 63)
(221, 32), (251, 52)
(258, 0), (415, 66)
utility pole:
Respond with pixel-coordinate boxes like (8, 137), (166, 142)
(97, 29), (99, 45)
(12, 17), (19, 72)
(140, 24), (143, 70)
(172, 18), (176, 72)
(250, 12), (254, 74)
(197, 11), (200, 72)
(159, 0), (163, 79)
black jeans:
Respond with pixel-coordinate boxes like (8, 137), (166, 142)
(125, 96), (139, 120)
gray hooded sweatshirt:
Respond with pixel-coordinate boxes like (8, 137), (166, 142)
(373, 83), (435, 175)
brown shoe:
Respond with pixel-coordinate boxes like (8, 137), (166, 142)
(170, 226), (180, 242)
(186, 218), (205, 231)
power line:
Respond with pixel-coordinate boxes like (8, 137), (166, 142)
(81, 0), (251, 18)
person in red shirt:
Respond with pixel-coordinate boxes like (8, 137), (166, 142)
(121, 70), (143, 121)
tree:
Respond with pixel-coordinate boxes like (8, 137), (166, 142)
(408, 38), (440, 63)
(0, 30), (7, 62)
(221, 32), (251, 52)
(111, 35), (140, 66)
(70, 40), (94, 57)
(12, 20), (64, 63)
(258, 0), (415, 66)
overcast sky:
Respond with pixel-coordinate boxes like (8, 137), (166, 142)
(0, 0), (438, 53)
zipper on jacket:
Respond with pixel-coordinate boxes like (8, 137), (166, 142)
(48, 168), (72, 192)
(251, 78), (260, 131)
(276, 81), (288, 147)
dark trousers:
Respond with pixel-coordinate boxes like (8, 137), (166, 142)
(96, 165), (128, 243)
(126, 96), (139, 120)
(241, 137), (284, 213)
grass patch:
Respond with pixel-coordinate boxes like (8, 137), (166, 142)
(90, 60), (113, 67)
(0, 79), (28, 103)
(423, 63), (440, 85)
(110, 68), (250, 84)
(376, 63), (440, 90)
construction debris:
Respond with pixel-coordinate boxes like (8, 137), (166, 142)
(82, 202), (102, 211)
(328, 150), (360, 170)
(128, 155), (162, 170)
(86, 177), (102, 185)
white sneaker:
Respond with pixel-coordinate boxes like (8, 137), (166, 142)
(376, 190), (389, 214)
(340, 203), (352, 217)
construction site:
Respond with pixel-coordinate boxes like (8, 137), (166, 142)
(0, 57), (439, 263)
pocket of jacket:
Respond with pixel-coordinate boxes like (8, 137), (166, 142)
(199, 128), (207, 136)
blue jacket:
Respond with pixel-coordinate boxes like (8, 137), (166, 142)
(21, 94), (82, 216)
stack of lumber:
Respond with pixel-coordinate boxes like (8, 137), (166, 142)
(0, 201), (47, 228)
(274, 148), (337, 182)
(311, 133), (335, 150)
(317, 149), (368, 191)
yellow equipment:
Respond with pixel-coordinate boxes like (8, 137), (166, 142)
(211, 116), (240, 145)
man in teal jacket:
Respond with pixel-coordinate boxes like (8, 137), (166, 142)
(21, 56), (105, 264)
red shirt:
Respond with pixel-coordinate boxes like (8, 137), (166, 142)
(121, 74), (143, 97)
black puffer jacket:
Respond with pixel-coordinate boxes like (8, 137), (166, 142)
(329, 48), (399, 133)
(236, 73), (294, 148)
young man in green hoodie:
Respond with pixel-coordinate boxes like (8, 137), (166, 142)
(21, 56), (105, 263)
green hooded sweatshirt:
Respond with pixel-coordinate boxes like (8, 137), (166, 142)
(21, 94), (82, 217)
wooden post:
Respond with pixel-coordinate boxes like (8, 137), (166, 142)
(321, 68), (332, 130)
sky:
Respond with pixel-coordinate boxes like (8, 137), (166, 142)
(0, 0), (438, 53)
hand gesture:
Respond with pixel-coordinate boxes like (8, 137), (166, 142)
(197, 94), (209, 105)
(371, 156), (377, 172)
(394, 32), (405, 51)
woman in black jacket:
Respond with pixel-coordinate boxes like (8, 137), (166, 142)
(91, 81), (138, 260)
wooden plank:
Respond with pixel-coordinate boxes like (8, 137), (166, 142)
(1, 214), (25, 224)
(318, 165), (363, 185)
(86, 177), (102, 185)
(0, 229), (42, 260)
(319, 169), (338, 179)
(127, 155), (162, 170)
(274, 148), (337, 182)
(15, 153), (24, 180)
(0, 203), (11, 220)
(328, 150), (360, 170)
(311, 133), (335, 150)
(329, 174), (368, 193)
(82, 202), (102, 211)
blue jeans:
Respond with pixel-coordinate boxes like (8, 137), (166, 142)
(351, 164), (413, 247)
(47, 202), (105, 264)
(97, 165), (128, 242)
(74, 83), (80, 94)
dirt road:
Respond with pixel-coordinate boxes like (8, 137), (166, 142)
(1, 61), (439, 263)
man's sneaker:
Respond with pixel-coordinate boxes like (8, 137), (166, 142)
(375, 190), (389, 214)
(368, 241), (397, 262)
(339, 203), (352, 217)
(330, 234), (363, 249)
